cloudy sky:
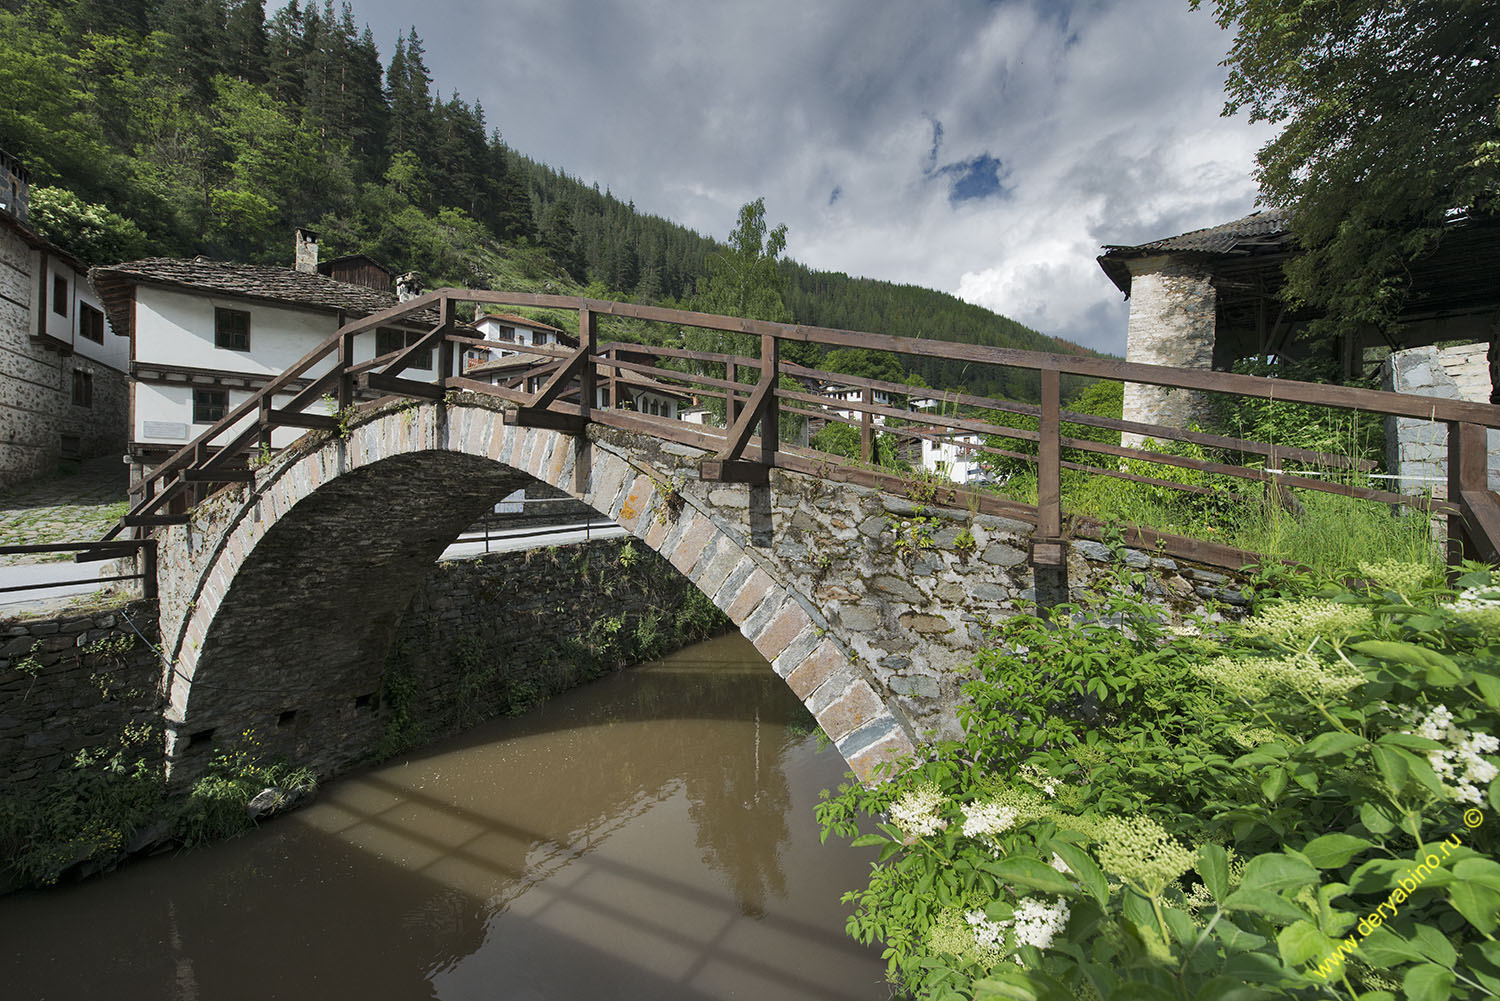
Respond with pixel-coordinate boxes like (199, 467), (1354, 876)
(344, 0), (1276, 354)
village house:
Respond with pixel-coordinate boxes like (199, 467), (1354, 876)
(89, 230), (439, 486)
(0, 150), (130, 489)
(1097, 209), (1500, 491)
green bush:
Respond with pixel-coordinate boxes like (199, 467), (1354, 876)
(817, 559), (1500, 1000)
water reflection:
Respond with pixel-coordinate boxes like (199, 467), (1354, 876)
(0, 634), (886, 1001)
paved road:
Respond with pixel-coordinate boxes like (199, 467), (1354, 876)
(0, 520), (627, 617)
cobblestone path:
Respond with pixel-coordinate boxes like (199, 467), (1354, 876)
(0, 456), (129, 566)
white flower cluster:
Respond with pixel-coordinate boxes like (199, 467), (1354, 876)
(964, 909), (1008, 952)
(1012, 896), (1071, 951)
(1049, 853), (1071, 874)
(961, 800), (1019, 856)
(1407, 704), (1499, 804)
(1450, 587), (1500, 636)
(1453, 586), (1500, 611)
(889, 782), (947, 838)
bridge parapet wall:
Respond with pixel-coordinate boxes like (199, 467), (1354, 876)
(153, 398), (1248, 785)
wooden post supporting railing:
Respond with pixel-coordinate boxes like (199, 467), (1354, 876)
(1448, 420), (1498, 564)
(579, 307), (596, 421)
(338, 327), (356, 410)
(1032, 367), (1064, 567)
(760, 333), (779, 461)
(726, 361), (738, 427)
(861, 385), (874, 463)
(438, 294), (456, 384)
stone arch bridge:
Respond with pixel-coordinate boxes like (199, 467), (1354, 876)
(149, 396), (1237, 785)
(114, 290), (1500, 785)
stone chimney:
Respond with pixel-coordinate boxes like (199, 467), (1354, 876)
(396, 271), (424, 302)
(294, 227), (319, 274)
(1, 148), (31, 224)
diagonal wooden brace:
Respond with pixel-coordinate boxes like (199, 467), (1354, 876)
(522, 344), (591, 412)
(714, 374), (776, 463)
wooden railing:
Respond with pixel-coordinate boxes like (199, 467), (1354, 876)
(106, 289), (1500, 570)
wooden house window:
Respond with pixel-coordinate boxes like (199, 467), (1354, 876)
(376, 327), (431, 370)
(214, 308), (251, 351)
(193, 388), (228, 424)
(79, 303), (104, 343)
(52, 275), (67, 316)
(71, 369), (92, 407)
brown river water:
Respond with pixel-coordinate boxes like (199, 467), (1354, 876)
(0, 633), (889, 1001)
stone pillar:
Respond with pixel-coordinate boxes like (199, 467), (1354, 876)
(1120, 257), (1217, 446)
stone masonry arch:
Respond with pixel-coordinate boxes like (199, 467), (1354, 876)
(155, 398), (921, 784)
(154, 396), (1244, 787)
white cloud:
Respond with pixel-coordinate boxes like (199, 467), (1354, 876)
(341, 0), (1277, 353)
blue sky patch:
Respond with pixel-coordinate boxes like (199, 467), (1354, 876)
(937, 153), (1010, 203)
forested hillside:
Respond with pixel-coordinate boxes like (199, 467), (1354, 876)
(0, 0), (1092, 399)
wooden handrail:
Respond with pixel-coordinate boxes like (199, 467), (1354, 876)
(101, 287), (1500, 569)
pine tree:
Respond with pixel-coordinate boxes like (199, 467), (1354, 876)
(385, 27), (433, 158)
(223, 0), (267, 84)
(265, 0), (307, 106)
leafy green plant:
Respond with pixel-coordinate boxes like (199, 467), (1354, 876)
(818, 560), (1500, 1000)
(175, 729), (316, 848)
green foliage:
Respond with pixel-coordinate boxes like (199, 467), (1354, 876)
(1210, 358), (1385, 468)
(375, 654), (426, 762)
(175, 729), (316, 848)
(819, 562), (1500, 1000)
(1194, 0), (1500, 347)
(0, 729), (163, 887)
(810, 422), (905, 469)
(27, 186), (150, 262)
(690, 197), (790, 325)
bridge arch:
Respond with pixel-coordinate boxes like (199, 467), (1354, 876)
(155, 399), (917, 784)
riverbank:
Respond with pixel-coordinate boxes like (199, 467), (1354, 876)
(0, 537), (731, 893)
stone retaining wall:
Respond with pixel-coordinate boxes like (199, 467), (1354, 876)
(0, 601), (161, 795)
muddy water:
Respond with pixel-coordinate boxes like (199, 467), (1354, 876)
(0, 633), (888, 1001)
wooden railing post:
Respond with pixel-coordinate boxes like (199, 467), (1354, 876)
(861, 385), (874, 463)
(1036, 367), (1062, 543)
(607, 345), (618, 410)
(140, 539), (158, 601)
(438, 294), (455, 384)
(760, 333), (779, 459)
(338, 329), (356, 410)
(579, 307), (596, 420)
(1448, 419), (1490, 564)
(258, 397), (272, 453)
(726, 360), (738, 427)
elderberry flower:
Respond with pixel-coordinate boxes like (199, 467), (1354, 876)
(965, 909), (1009, 951)
(1011, 896), (1070, 951)
(962, 801), (1018, 839)
(1049, 853), (1070, 874)
(1405, 707), (1499, 806)
(889, 782), (947, 838)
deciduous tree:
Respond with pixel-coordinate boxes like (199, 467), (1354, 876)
(1195, 0), (1500, 350)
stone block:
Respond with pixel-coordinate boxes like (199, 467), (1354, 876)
(785, 639), (845, 700)
(816, 680), (884, 742)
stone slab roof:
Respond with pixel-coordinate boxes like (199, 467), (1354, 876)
(1097, 208), (1293, 295)
(89, 256), (439, 338)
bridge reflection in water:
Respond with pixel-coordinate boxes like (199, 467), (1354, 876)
(0, 634), (887, 1001)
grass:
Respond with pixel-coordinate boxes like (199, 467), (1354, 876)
(992, 460), (1444, 580)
